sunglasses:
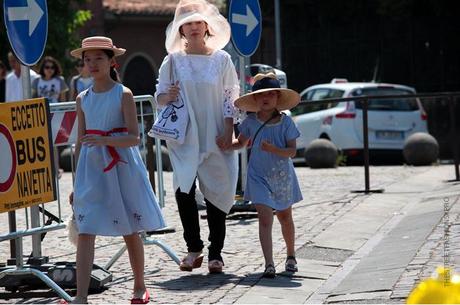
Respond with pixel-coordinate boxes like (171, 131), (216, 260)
(44, 65), (55, 70)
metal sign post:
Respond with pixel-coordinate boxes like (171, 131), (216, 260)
(21, 64), (43, 259)
(229, 0), (262, 207)
(239, 56), (248, 191)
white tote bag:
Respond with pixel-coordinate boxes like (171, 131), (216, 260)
(148, 55), (188, 144)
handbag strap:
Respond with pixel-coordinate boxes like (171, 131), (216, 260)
(169, 54), (175, 84)
(251, 111), (281, 147)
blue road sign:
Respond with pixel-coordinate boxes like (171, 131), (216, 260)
(4, 0), (48, 66)
(229, 0), (261, 57)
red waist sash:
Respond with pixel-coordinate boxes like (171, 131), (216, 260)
(85, 128), (128, 172)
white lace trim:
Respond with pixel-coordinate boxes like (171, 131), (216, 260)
(223, 85), (241, 122)
(175, 51), (223, 84)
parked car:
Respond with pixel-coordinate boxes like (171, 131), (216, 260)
(248, 63), (287, 88)
(290, 79), (428, 164)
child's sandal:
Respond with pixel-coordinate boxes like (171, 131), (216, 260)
(262, 264), (276, 278)
(285, 256), (298, 273)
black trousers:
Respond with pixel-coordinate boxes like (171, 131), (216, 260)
(175, 182), (227, 262)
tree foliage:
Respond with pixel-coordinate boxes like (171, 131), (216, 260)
(0, 0), (91, 76)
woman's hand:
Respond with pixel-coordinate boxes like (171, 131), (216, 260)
(216, 118), (234, 151)
(69, 191), (74, 205)
(261, 140), (277, 153)
(216, 127), (233, 151)
(80, 135), (107, 147)
(167, 81), (180, 102)
(216, 133), (232, 150)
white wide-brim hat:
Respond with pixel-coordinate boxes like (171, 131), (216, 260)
(235, 73), (301, 112)
(165, 0), (231, 54)
(70, 36), (126, 58)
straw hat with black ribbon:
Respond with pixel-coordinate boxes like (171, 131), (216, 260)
(235, 73), (301, 112)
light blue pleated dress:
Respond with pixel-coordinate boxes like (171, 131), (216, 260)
(73, 83), (166, 236)
(238, 113), (303, 211)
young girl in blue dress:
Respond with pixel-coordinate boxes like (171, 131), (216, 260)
(231, 73), (303, 278)
(69, 36), (165, 304)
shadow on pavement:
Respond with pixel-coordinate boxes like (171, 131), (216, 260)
(155, 273), (243, 290)
(251, 272), (303, 288)
(107, 267), (161, 288)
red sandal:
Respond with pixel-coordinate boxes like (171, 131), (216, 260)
(130, 290), (150, 304)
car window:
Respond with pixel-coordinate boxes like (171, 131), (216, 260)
(353, 88), (419, 111)
(290, 88), (344, 116)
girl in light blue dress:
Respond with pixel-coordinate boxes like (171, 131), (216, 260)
(232, 73), (302, 278)
(69, 36), (165, 304)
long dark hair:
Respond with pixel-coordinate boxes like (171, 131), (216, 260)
(82, 49), (120, 82)
(38, 56), (63, 78)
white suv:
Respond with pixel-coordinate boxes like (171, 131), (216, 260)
(290, 80), (428, 163)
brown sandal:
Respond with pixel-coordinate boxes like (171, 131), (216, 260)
(179, 252), (204, 271)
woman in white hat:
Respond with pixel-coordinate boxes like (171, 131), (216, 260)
(155, 0), (239, 273)
(69, 36), (165, 304)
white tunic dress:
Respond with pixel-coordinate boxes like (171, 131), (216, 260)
(155, 50), (239, 213)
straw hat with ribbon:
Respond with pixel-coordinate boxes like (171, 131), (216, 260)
(235, 73), (301, 112)
(70, 36), (126, 59)
(165, 0), (231, 54)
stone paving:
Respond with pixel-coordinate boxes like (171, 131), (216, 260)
(390, 186), (460, 301)
(0, 165), (451, 304)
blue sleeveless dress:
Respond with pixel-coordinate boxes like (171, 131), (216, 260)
(73, 83), (166, 236)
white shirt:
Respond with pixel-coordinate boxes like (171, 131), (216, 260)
(5, 70), (39, 102)
(32, 76), (69, 103)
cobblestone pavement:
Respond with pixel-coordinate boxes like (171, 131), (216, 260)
(0, 165), (443, 304)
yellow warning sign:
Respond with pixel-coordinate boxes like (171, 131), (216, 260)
(0, 98), (56, 213)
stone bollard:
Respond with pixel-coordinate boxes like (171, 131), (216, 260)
(403, 132), (439, 166)
(305, 139), (338, 168)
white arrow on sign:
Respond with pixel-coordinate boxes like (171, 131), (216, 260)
(8, 0), (44, 36)
(232, 4), (258, 37)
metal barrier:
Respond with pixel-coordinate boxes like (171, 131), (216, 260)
(0, 95), (178, 301)
(294, 91), (460, 193)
